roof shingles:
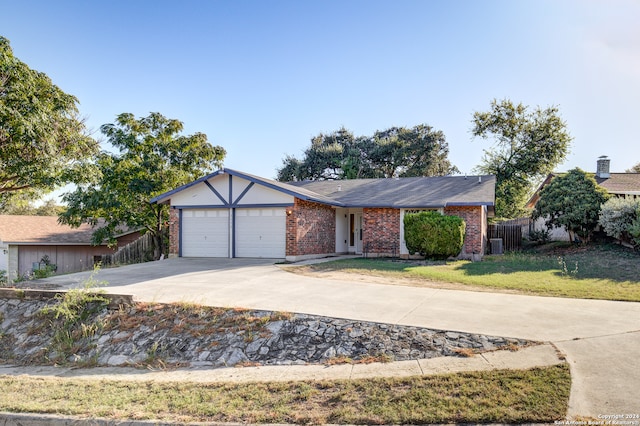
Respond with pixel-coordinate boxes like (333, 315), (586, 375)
(150, 168), (496, 209)
(0, 215), (98, 244)
(596, 173), (640, 194)
(289, 175), (496, 208)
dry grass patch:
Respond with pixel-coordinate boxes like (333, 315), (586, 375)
(0, 364), (570, 424)
(104, 303), (291, 339)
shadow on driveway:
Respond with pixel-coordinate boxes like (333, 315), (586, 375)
(30, 258), (282, 288)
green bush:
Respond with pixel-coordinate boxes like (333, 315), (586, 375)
(528, 229), (551, 244)
(404, 211), (466, 259)
(599, 197), (640, 247)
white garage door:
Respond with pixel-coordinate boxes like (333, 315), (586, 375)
(235, 208), (286, 258)
(181, 209), (229, 257)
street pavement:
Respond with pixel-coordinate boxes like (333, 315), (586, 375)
(29, 257), (640, 418)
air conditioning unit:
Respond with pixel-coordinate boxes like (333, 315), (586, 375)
(490, 238), (504, 255)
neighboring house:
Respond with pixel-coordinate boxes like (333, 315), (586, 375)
(151, 169), (496, 262)
(0, 215), (141, 283)
(527, 156), (640, 240)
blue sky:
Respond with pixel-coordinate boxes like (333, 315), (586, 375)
(2, 0), (639, 186)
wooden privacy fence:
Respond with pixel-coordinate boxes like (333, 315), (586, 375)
(488, 219), (531, 252)
(101, 232), (156, 266)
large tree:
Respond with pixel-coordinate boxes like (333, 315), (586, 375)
(276, 124), (458, 181)
(532, 168), (610, 243)
(0, 36), (97, 206)
(0, 192), (64, 216)
(472, 99), (572, 218)
(59, 112), (226, 258)
(626, 163), (640, 173)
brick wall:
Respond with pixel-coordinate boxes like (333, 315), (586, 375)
(286, 199), (335, 256)
(444, 206), (486, 258)
(363, 208), (400, 255)
(169, 208), (180, 257)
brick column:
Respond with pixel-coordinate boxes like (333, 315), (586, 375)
(169, 208), (180, 258)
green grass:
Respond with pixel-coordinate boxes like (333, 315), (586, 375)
(296, 242), (640, 302)
(0, 364), (570, 424)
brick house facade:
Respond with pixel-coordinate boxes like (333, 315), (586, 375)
(363, 208), (400, 256)
(286, 199), (336, 257)
(152, 169), (495, 261)
(443, 206), (487, 257)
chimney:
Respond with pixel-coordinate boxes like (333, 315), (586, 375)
(596, 156), (610, 178)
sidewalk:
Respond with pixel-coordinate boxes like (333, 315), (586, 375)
(0, 343), (563, 384)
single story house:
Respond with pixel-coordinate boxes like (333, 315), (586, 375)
(0, 215), (141, 283)
(527, 156), (640, 240)
(151, 169), (496, 262)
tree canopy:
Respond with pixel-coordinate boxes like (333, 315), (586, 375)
(276, 125), (459, 182)
(0, 192), (64, 216)
(0, 36), (97, 206)
(472, 99), (572, 218)
(59, 112), (226, 256)
(532, 168), (610, 243)
(626, 163), (640, 173)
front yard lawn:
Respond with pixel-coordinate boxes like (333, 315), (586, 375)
(0, 364), (570, 424)
(292, 242), (640, 302)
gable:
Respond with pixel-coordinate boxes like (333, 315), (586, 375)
(157, 172), (295, 207)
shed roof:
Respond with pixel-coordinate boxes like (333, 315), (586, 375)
(0, 215), (99, 245)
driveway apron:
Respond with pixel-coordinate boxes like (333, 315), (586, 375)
(38, 258), (640, 418)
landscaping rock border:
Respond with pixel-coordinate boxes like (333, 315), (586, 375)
(0, 297), (534, 369)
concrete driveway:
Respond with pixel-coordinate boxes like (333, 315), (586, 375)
(38, 257), (640, 418)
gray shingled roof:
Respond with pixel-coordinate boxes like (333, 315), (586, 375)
(288, 175), (496, 208)
(596, 173), (640, 195)
(151, 169), (496, 209)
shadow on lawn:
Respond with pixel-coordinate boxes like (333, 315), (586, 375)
(452, 242), (639, 283)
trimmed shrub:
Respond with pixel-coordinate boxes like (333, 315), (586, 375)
(404, 211), (466, 259)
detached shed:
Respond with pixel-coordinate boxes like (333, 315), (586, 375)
(0, 215), (140, 283)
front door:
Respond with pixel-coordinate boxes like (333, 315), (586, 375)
(349, 212), (363, 254)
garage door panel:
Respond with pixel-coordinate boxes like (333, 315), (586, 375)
(181, 209), (229, 257)
(235, 208), (286, 258)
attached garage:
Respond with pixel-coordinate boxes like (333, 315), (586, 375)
(180, 208), (286, 258)
(154, 170), (299, 259)
(181, 209), (229, 257)
(235, 208), (286, 258)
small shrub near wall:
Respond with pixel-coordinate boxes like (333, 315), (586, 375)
(404, 211), (466, 259)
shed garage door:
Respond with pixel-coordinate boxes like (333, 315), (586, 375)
(181, 209), (229, 257)
(235, 208), (286, 258)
